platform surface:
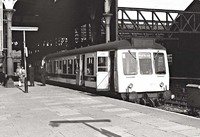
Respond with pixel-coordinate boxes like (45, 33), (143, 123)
(0, 82), (200, 137)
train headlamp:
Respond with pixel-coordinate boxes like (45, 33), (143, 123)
(160, 82), (164, 87)
(171, 94), (175, 99)
(128, 83), (133, 89)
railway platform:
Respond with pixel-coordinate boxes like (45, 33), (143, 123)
(0, 83), (200, 137)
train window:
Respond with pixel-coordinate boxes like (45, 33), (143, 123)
(98, 57), (108, 72)
(86, 57), (94, 75)
(53, 61), (56, 73)
(46, 61), (50, 73)
(50, 61), (53, 73)
(58, 60), (60, 69)
(139, 52), (153, 75)
(59, 60), (62, 70)
(47, 61), (50, 73)
(74, 59), (79, 74)
(154, 53), (166, 74)
(122, 52), (137, 75)
(67, 59), (73, 74)
(56, 61), (58, 73)
(52, 61), (54, 73)
(58, 60), (62, 74)
(63, 60), (67, 74)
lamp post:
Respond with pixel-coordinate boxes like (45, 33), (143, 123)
(11, 26), (38, 93)
(3, 0), (17, 88)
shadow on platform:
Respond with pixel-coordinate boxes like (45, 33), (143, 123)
(49, 119), (121, 137)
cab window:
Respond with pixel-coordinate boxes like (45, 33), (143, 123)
(154, 53), (166, 74)
(139, 52), (153, 75)
(122, 52), (137, 75)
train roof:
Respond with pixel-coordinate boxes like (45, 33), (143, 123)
(45, 38), (165, 60)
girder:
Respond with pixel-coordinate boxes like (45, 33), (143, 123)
(118, 7), (200, 39)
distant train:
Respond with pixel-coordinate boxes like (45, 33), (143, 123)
(36, 38), (171, 106)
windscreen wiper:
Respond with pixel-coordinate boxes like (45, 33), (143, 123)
(128, 50), (136, 60)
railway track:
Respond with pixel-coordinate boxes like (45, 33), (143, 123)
(159, 99), (188, 114)
(158, 85), (200, 117)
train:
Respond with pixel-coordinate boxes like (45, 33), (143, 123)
(35, 38), (171, 106)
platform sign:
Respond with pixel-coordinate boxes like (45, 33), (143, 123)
(0, 1), (3, 51)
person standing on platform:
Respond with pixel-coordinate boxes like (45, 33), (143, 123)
(0, 66), (5, 86)
(21, 67), (26, 85)
(16, 66), (23, 87)
(28, 64), (34, 86)
(40, 66), (46, 86)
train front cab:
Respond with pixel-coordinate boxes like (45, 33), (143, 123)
(115, 48), (170, 105)
(84, 51), (110, 91)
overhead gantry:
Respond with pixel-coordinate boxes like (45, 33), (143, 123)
(118, 7), (200, 40)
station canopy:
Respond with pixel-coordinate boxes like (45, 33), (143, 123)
(12, 0), (102, 37)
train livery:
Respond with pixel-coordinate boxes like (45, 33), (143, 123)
(41, 38), (171, 105)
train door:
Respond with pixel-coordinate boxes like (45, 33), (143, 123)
(109, 51), (115, 92)
(96, 51), (110, 90)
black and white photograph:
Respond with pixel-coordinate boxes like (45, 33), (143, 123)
(0, 0), (200, 136)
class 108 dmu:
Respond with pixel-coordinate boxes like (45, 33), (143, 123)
(36, 38), (171, 105)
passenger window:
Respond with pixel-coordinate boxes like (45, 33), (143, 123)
(56, 61), (58, 73)
(67, 59), (73, 74)
(53, 61), (56, 73)
(47, 61), (51, 73)
(59, 60), (62, 70)
(63, 60), (67, 74)
(86, 57), (94, 75)
(74, 59), (79, 74)
(98, 57), (108, 72)
(154, 53), (166, 74)
(122, 52), (137, 75)
(57, 60), (62, 74)
(58, 60), (60, 70)
(139, 52), (153, 75)
(48, 61), (52, 73)
(50, 61), (53, 73)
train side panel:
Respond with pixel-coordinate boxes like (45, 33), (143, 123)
(47, 55), (77, 85)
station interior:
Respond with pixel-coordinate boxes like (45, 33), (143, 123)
(1, 0), (200, 80)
